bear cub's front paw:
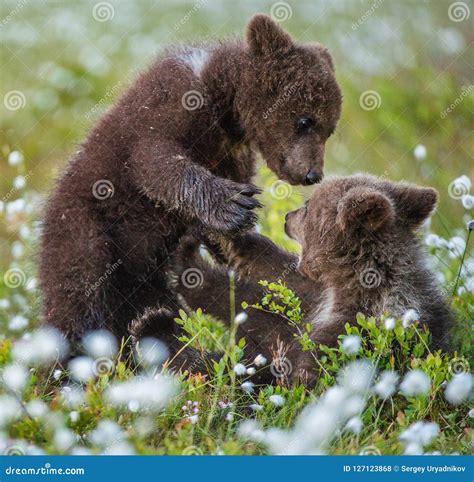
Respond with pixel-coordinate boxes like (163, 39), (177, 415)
(205, 179), (262, 234)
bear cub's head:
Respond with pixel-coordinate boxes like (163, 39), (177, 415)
(240, 15), (342, 186)
(285, 174), (438, 284)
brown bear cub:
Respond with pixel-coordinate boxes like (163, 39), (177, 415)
(173, 174), (453, 383)
(39, 14), (341, 359)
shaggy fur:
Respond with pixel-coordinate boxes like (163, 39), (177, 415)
(39, 14), (341, 362)
(173, 174), (453, 383)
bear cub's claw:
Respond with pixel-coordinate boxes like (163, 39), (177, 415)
(206, 180), (263, 234)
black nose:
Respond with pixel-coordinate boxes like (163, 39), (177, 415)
(305, 170), (321, 185)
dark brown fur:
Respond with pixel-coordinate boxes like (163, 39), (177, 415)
(39, 15), (341, 362)
(173, 174), (453, 383)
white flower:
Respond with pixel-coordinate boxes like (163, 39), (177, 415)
(8, 315), (29, 331)
(465, 277), (474, 294)
(457, 286), (466, 295)
(25, 277), (37, 291)
(5, 199), (26, 219)
(53, 369), (62, 380)
(26, 400), (48, 418)
(384, 317), (396, 330)
(188, 414), (199, 424)
(13, 176), (26, 190)
(11, 241), (24, 258)
(404, 442), (423, 455)
(399, 421), (439, 449)
(374, 371), (399, 400)
(225, 412), (234, 422)
(445, 373), (473, 405)
(241, 381), (255, 393)
(237, 420), (265, 442)
(53, 429), (76, 451)
(263, 429), (301, 455)
(136, 337), (168, 366)
(6, 198), (26, 213)
(250, 404), (263, 412)
(234, 312), (248, 325)
(425, 233), (447, 248)
(90, 420), (124, 448)
(42, 411), (64, 430)
(246, 367), (256, 375)
(464, 257), (474, 275)
(253, 354), (267, 367)
(70, 447), (92, 456)
(13, 328), (69, 365)
(68, 356), (95, 383)
(448, 236), (466, 259)
(106, 375), (177, 411)
(462, 194), (474, 210)
(60, 386), (86, 407)
(233, 363), (247, 376)
(342, 395), (366, 418)
(104, 441), (135, 455)
(133, 417), (155, 437)
(342, 335), (361, 355)
(413, 144), (427, 160)
(435, 271), (446, 285)
(468, 408), (474, 418)
(292, 403), (341, 454)
(0, 395), (22, 427)
(26, 445), (46, 456)
(400, 370), (431, 397)
(344, 416), (363, 435)
(19, 225), (31, 240)
(2, 364), (29, 392)
(83, 330), (118, 359)
(69, 411), (79, 423)
(8, 150), (24, 166)
(269, 395), (285, 407)
(338, 360), (375, 394)
(322, 386), (348, 408)
(402, 309), (419, 328)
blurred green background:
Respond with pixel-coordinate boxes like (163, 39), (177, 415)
(1, 0), (473, 269)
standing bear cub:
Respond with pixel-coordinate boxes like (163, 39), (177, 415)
(174, 175), (453, 383)
(39, 14), (341, 357)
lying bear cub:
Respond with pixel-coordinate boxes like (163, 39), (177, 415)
(173, 174), (453, 384)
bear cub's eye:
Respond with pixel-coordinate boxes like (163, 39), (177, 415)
(296, 117), (315, 134)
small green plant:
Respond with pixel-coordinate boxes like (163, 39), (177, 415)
(176, 308), (229, 354)
(243, 280), (316, 351)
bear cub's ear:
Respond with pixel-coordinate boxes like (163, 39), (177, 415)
(337, 187), (395, 233)
(390, 185), (438, 229)
(246, 14), (293, 57)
